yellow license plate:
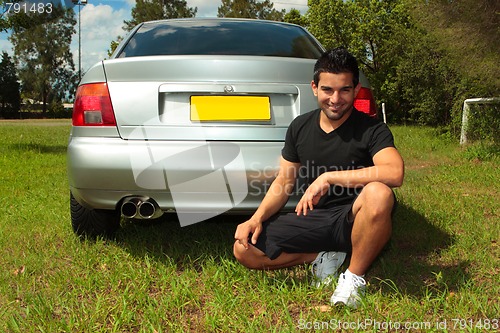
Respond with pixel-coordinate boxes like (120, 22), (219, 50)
(190, 96), (270, 121)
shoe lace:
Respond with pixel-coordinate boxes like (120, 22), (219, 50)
(337, 273), (366, 291)
(352, 275), (366, 288)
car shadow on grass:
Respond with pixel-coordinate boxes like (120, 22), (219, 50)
(114, 213), (244, 269)
(113, 202), (468, 299)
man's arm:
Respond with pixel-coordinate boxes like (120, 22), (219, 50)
(296, 147), (404, 216)
(234, 157), (300, 249)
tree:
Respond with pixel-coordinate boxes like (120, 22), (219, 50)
(9, 5), (77, 114)
(391, 29), (459, 125)
(409, 0), (499, 92)
(0, 51), (21, 118)
(123, 0), (197, 32)
(284, 8), (307, 27)
(308, 0), (411, 75)
(0, 0), (14, 32)
(107, 36), (123, 58)
(305, 0), (498, 127)
(408, 0), (499, 130)
(307, 0), (435, 123)
(217, 0), (285, 21)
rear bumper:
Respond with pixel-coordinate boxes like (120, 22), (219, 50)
(67, 135), (296, 215)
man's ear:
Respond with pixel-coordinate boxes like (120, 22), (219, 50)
(311, 80), (318, 96)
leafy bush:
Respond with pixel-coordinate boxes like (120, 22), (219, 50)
(464, 103), (500, 143)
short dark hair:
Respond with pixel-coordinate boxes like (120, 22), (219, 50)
(313, 47), (359, 87)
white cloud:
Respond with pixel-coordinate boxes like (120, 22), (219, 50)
(188, 0), (219, 17)
(273, 0), (309, 13)
(0, 38), (12, 55)
(73, 3), (131, 73)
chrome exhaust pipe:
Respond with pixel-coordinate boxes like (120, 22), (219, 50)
(120, 196), (163, 219)
(138, 198), (163, 219)
(121, 197), (142, 218)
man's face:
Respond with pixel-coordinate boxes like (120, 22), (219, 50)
(311, 72), (361, 122)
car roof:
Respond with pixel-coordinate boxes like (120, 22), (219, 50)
(138, 17), (303, 29)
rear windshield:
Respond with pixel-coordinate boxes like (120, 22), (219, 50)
(116, 20), (323, 59)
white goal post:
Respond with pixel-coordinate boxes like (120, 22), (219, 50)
(460, 97), (500, 145)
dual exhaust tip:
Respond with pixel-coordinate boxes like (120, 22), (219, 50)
(121, 196), (163, 219)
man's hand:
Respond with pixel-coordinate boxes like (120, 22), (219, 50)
(295, 173), (330, 216)
(234, 218), (263, 250)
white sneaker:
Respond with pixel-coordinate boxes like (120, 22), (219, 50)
(310, 251), (347, 288)
(330, 272), (366, 308)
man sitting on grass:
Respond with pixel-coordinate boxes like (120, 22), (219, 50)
(233, 47), (404, 308)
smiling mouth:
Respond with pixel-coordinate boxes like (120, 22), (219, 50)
(328, 104), (343, 111)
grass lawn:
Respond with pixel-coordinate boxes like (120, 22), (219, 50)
(0, 120), (498, 332)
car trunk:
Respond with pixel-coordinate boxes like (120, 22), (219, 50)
(103, 55), (317, 141)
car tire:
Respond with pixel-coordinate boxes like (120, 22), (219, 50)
(70, 193), (120, 238)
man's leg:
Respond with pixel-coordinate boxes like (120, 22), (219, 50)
(330, 182), (394, 308)
(233, 242), (317, 270)
(348, 182), (394, 276)
(233, 207), (351, 270)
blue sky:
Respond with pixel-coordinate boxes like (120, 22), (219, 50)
(1, 0), (308, 74)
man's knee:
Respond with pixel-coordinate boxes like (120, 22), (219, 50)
(233, 241), (246, 263)
(233, 241), (263, 270)
(356, 182), (395, 219)
(363, 181), (393, 197)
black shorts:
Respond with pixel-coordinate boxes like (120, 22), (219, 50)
(252, 202), (355, 260)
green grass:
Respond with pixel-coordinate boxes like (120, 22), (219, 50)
(0, 121), (498, 332)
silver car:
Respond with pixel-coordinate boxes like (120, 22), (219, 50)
(67, 18), (377, 237)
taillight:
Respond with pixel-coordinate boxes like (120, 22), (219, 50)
(72, 83), (116, 126)
(354, 87), (377, 117)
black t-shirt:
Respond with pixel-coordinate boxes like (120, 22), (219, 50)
(281, 108), (395, 206)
